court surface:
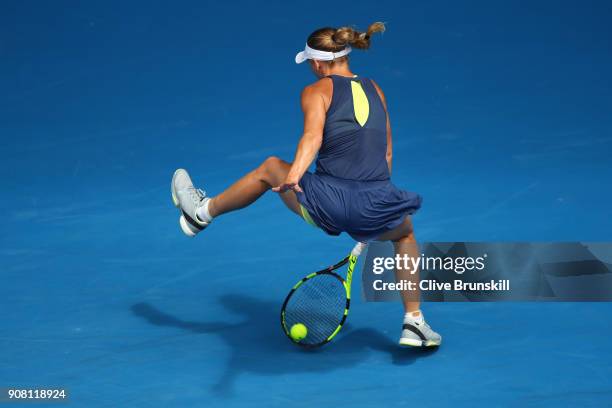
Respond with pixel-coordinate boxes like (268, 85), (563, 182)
(1, 1), (612, 407)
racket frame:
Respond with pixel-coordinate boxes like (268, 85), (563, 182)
(280, 243), (365, 348)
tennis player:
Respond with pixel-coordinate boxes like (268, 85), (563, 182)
(171, 23), (441, 347)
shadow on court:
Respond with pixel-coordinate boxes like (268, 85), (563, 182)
(131, 294), (437, 395)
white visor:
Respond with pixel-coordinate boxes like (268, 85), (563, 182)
(295, 44), (352, 64)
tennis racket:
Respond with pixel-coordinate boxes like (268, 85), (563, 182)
(280, 242), (367, 348)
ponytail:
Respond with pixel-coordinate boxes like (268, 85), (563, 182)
(306, 22), (386, 54)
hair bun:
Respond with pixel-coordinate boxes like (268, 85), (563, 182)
(332, 27), (354, 46)
(333, 22), (385, 50)
(305, 22), (385, 58)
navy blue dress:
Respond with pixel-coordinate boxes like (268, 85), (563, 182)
(296, 75), (422, 242)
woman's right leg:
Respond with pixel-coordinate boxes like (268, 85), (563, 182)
(376, 216), (442, 347)
(376, 217), (420, 313)
(208, 156), (301, 218)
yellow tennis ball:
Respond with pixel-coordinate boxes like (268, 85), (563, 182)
(290, 323), (308, 341)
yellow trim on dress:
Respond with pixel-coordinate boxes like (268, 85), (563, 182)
(351, 81), (370, 127)
(300, 205), (318, 228)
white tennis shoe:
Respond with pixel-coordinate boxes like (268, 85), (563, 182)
(171, 169), (210, 237)
(399, 311), (442, 347)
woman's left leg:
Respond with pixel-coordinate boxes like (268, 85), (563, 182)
(208, 156), (301, 217)
(172, 157), (302, 237)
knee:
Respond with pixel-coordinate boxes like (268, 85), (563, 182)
(262, 156), (282, 169)
(395, 231), (416, 244)
(255, 156), (282, 180)
(392, 219), (415, 243)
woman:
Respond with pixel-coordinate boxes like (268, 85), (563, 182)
(171, 22), (441, 347)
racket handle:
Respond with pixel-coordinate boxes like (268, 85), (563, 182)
(351, 242), (367, 257)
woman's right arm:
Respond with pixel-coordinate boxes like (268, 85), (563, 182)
(371, 80), (393, 175)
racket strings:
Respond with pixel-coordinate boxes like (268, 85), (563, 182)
(284, 274), (347, 345)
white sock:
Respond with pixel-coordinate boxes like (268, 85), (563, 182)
(404, 310), (424, 325)
(196, 198), (213, 224)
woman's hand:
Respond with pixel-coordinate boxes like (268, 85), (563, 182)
(272, 178), (303, 193)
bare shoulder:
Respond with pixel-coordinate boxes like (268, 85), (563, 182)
(301, 77), (333, 109)
(370, 79), (387, 107)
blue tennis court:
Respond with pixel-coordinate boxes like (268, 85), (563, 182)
(2, 1), (612, 406)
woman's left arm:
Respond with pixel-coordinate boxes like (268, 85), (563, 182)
(273, 84), (326, 193)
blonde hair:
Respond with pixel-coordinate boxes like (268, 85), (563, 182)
(306, 22), (385, 60)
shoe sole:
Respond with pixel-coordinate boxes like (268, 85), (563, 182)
(179, 215), (198, 237)
(399, 338), (441, 347)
